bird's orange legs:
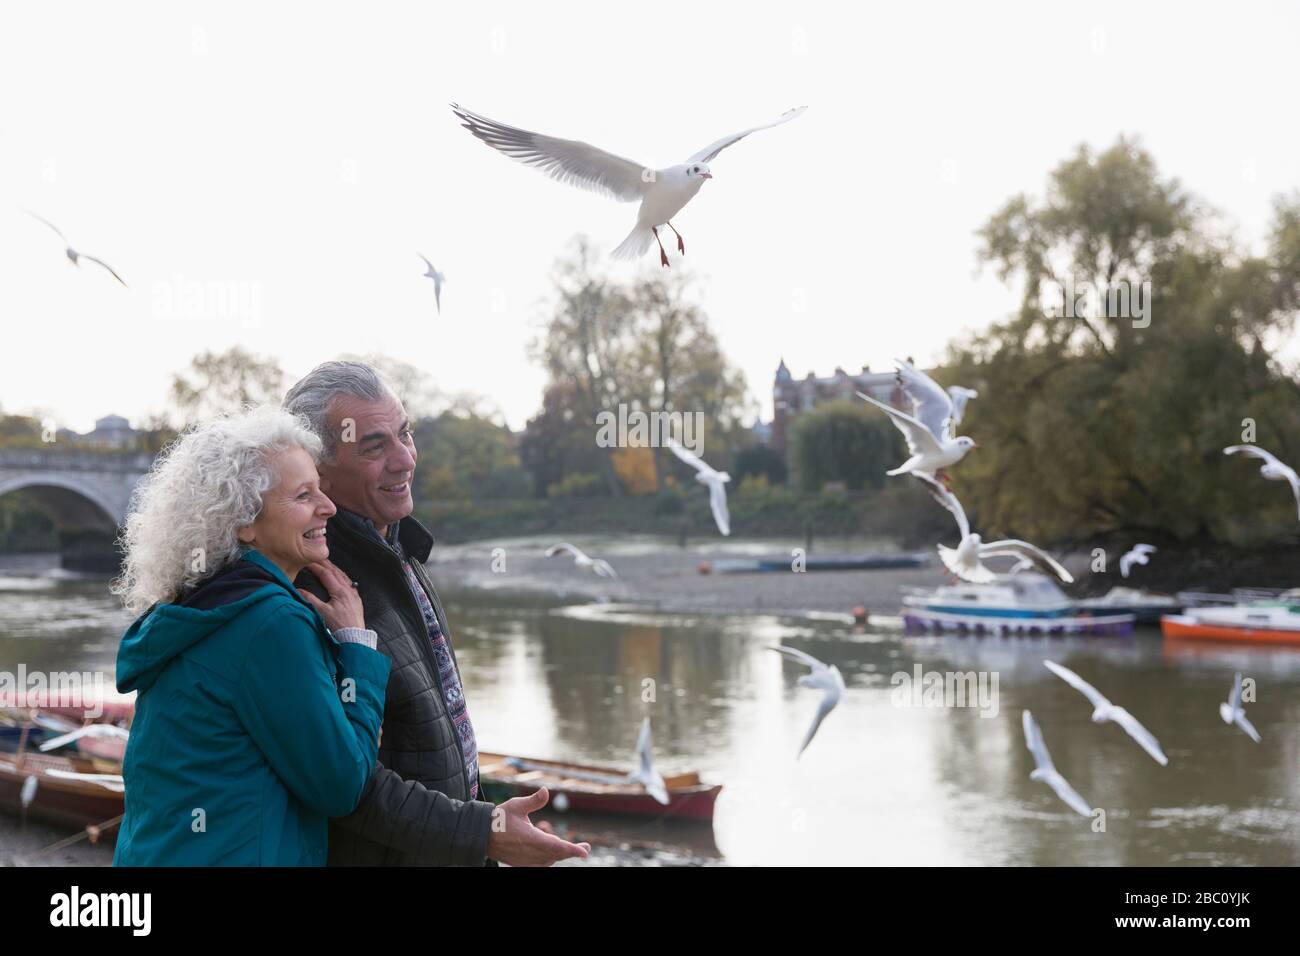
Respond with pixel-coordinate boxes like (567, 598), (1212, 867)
(652, 226), (670, 267)
(666, 221), (685, 254)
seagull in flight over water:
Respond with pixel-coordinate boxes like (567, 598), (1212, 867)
(624, 717), (669, 805)
(663, 436), (730, 536)
(451, 103), (806, 267)
(25, 211), (127, 286)
(1022, 710), (1093, 818)
(1219, 672), (1261, 743)
(856, 359), (977, 484)
(769, 645), (844, 759)
(545, 542), (618, 579)
(1223, 445), (1300, 522)
(1043, 660), (1168, 765)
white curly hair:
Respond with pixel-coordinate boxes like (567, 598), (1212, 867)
(112, 406), (323, 615)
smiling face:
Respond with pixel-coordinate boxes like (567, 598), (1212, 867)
(237, 445), (336, 580)
(317, 391), (416, 536)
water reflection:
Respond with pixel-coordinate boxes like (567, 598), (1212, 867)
(1, 560), (1296, 866)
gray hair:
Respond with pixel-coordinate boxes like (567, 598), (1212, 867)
(283, 360), (394, 463)
(112, 407), (322, 615)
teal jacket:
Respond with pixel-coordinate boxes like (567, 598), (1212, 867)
(113, 549), (389, 866)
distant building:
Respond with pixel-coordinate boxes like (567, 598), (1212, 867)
(63, 414), (141, 450)
(770, 359), (908, 455)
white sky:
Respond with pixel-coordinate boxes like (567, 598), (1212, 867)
(1, 1), (1297, 433)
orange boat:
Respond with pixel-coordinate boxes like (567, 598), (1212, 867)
(1162, 603), (1300, 646)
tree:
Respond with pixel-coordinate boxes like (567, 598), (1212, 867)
(790, 401), (903, 492)
(947, 137), (1300, 544)
(169, 347), (286, 426)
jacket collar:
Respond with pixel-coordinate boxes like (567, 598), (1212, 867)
(331, 506), (435, 564)
(240, 547), (305, 596)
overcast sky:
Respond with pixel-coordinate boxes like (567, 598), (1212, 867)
(2, 1), (1297, 432)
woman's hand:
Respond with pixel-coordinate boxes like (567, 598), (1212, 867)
(297, 559), (366, 632)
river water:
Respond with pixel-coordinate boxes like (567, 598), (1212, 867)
(1, 551), (1297, 866)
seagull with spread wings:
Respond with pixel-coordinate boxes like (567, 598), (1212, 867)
(1223, 445), (1300, 521)
(1022, 710), (1093, 818)
(912, 472), (1073, 584)
(1219, 672), (1261, 743)
(857, 360), (977, 483)
(451, 103), (806, 267)
(770, 645), (844, 759)
(1043, 660), (1168, 765)
(1119, 543), (1157, 578)
(663, 436), (730, 536)
(25, 211), (127, 286)
(545, 542), (618, 579)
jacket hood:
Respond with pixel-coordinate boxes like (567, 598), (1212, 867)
(116, 549), (305, 694)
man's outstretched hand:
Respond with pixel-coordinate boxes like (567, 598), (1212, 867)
(487, 787), (591, 867)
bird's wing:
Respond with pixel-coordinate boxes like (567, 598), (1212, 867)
(1022, 710), (1054, 773)
(911, 472), (970, 540)
(797, 689), (839, 758)
(1233, 711), (1261, 743)
(894, 358), (953, 440)
(1119, 553), (1135, 578)
(1042, 660), (1110, 710)
(685, 106), (807, 164)
(546, 542), (584, 561)
(708, 478), (731, 536)
(636, 717), (655, 775)
(1283, 468), (1300, 521)
(1047, 772), (1094, 818)
(24, 209), (69, 244)
(947, 386), (978, 427)
(592, 559), (618, 579)
(417, 252), (434, 273)
(1228, 672), (1242, 710)
(856, 392), (942, 458)
(1112, 709), (1168, 765)
(1133, 544), (1158, 556)
(434, 281), (442, 314)
(80, 254), (127, 287)
(980, 540), (1073, 584)
(662, 435), (711, 474)
(451, 103), (650, 202)
(1223, 444), (1279, 467)
(769, 644), (824, 672)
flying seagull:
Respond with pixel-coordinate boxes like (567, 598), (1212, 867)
(545, 542), (618, 579)
(857, 362), (977, 482)
(1119, 543), (1157, 579)
(769, 645), (845, 759)
(1022, 710), (1093, 818)
(1219, 672), (1260, 743)
(450, 103), (806, 267)
(663, 436), (730, 536)
(624, 717), (669, 805)
(912, 472), (1073, 584)
(417, 253), (445, 313)
(24, 211), (127, 286)
(1043, 660), (1168, 765)
(1223, 445), (1300, 521)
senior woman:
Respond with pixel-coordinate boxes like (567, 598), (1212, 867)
(111, 406), (390, 866)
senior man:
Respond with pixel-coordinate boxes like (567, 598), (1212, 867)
(285, 360), (589, 867)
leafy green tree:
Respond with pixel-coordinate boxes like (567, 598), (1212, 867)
(790, 401), (903, 492)
(169, 347), (286, 426)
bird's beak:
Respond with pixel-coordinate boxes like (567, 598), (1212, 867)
(701, 172), (713, 179)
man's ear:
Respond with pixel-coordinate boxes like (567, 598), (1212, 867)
(319, 471), (333, 494)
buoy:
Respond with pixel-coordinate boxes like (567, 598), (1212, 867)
(697, 561), (712, 575)
(852, 606), (868, 625)
(552, 792), (570, 812)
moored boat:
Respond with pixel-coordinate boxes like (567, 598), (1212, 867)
(478, 751), (721, 822)
(1076, 587), (1183, 625)
(0, 749), (124, 834)
(1161, 600), (1300, 645)
(901, 573), (1135, 636)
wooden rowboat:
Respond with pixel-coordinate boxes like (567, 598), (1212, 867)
(0, 749), (124, 835)
(478, 751), (721, 823)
